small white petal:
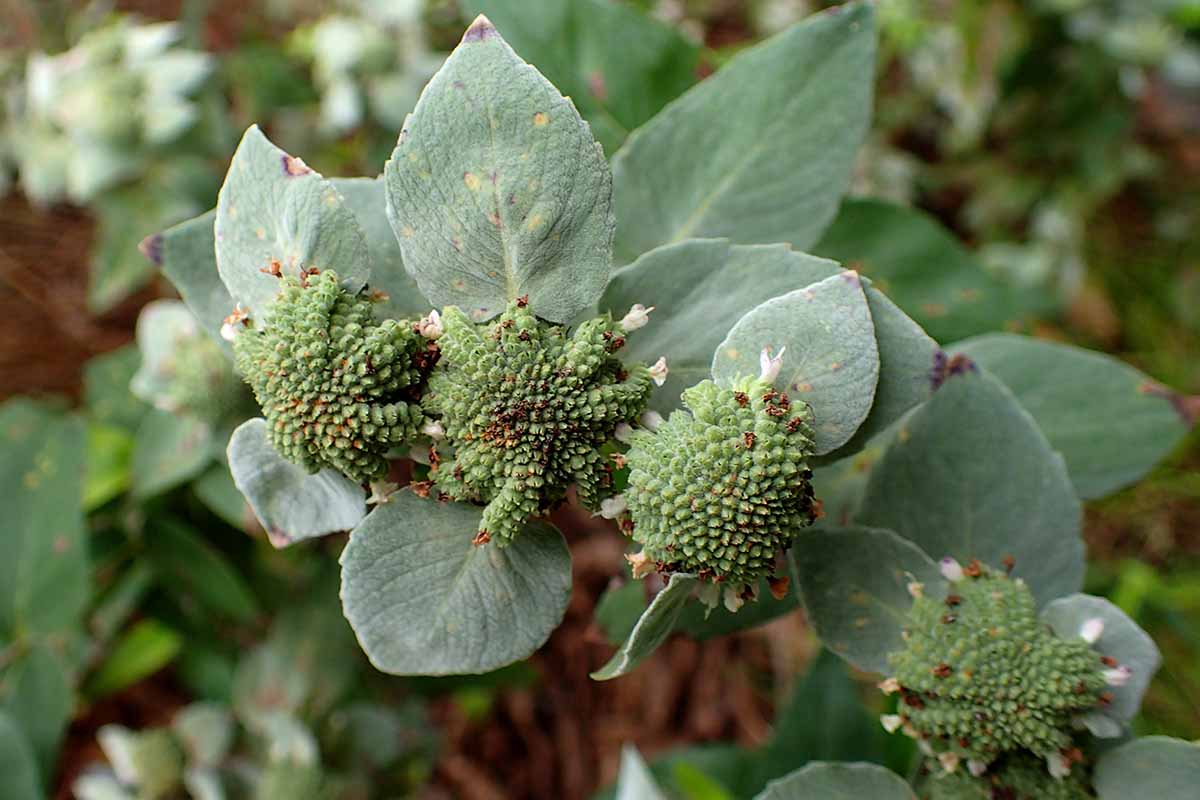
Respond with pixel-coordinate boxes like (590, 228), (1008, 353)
(697, 582), (721, 609)
(939, 556), (965, 583)
(759, 345), (786, 383)
(1046, 752), (1071, 779)
(938, 752), (960, 774)
(599, 495), (627, 519)
(421, 420), (445, 440)
(640, 410), (664, 431)
(880, 714), (903, 733)
(1080, 617), (1105, 644)
(625, 551), (654, 579)
(722, 586), (744, 613)
(877, 677), (900, 695)
(614, 422), (635, 444)
(220, 322), (238, 341)
(967, 759), (988, 777)
(648, 356), (669, 387)
(620, 303), (654, 331)
(1104, 665), (1132, 687)
(418, 309), (443, 339)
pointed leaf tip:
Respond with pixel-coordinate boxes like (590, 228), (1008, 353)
(139, 233), (163, 265)
(463, 14), (497, 42)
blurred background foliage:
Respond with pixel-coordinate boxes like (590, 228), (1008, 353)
(0, 0), (1197, 798)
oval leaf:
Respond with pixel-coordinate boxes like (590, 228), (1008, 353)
(601, 239), (841, 415)
(340, 490), (572, 675)
(754, 762), (915, 800)
(131, 410), (213, 499)
(713, 272), (880, 455)
(591, 573), (698, 680)
(227, 419), (365, 547)
(146, 209), (234, 354)
(1041, 594), (1161, 729)
(814, 199), (1050, 342)
(794, 526), (946, 674)
(215, 125), (370, 313)
(950, 333), (1193, 499)
(384, 16), (614, 323)
(611, 2), (876, 263)
(1094, 737), (1200, 800)
(0, 713), (41, 800)
(857, 370), (1084, 607)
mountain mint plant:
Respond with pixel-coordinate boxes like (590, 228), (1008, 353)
(146, 4), (1199, 795)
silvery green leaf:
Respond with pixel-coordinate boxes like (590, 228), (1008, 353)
(183, 767), (225, 800)
(215, 125), (370, 313)
(950, 333), (1194, 499)
(384, 16), (613, 323)
(857, 370), (1084, 607)
(823, 289), (938, 461)
(754, 762), (915, 800)
(130, 300), (201, 406)
(1, 645), (72, 781)
(131, 410), (213, 499)
(0, 713), (42, 800)
(1093, 737), (1200, 800)
(591, 573), (698, 680)
(142, 50), (214, 98)
(713, 272), (880, 455)
(611, 2), (876, 263)
(600, 239), (840, 415)
(462, 0), (699, 154)
(814, 199), (1051, 342)
(615, 745), (668, 800)
(66, 142), (142, 205)
(72, 770), (132, 800)
(142, 97), (199, 145)
(1041, 594), (1161, 729)
(123, 21), (181, 64)
(328, 177), (430, 319)
(147, 210), (234, 353)
(340, 490), (572, 675)
(794, 526), (946, 674)
(226, 418), (366, 547)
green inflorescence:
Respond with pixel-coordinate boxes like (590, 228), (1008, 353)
(886, 565), (1107, 766)
(233, 270), (431, 483)
(422, 299), (653, 546)
(924, 751), (1095, 800)
(623, 376), (818, 588)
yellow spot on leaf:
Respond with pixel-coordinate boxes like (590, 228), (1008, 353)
(533, 112), (549, 126)
(464, 172), (481, 191)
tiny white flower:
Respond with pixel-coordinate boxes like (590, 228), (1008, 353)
(648, 356), (669, 386)
(1080, 617), (1105, 645)
(367, 480), (398, 506)
(620, 303), (654, 331)
(938, 752), (960, 774)
(614, 422), (635, 444)
(697, 582), (721, 609)
(877, 677), (900, 695)
(421, 419), (445, 440)
(967, 760), (988, 777)
(723, 585), (744, 613)
(599, 495), (627, 519)
(759, 345), (786, 383)
(1046, 752), (1071, 780)
(625, 551), (655, 579)
(418, 309), (443, 339)
(640, 410), (664, 431)
(221, 303), (250, 341)
(220, 322), (239, 342)
(879, 714), (903, 734)
(1104, 665), (1132, 687)
(939, 556), (965, 583)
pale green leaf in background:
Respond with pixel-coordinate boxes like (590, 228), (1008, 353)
(0, 645), (72, 782)
(385, 16), (613, 324)
(600, 240), (840, 415)
(1094, 737), (1200, 800)
(713, 272), (879, 455)
(131, 410), (213, 499)
(461, 0), (699, 154)
(611, 2), (876, 263)
(85, 619), (182, 699)
(814, 199), (1051, 343)
(340, 491), (572, 675)
(215, 125), (370, 313)
(950, 333), (1194, 499)
(148, 209), (234, 353)
(226, 418), (366, 547)
(793, 526), (946, 674)
(592, 573), (698, 680)
(754, 762), (915, 800)
(0, 712), (41, 800)
(857, 370), (1084, 607)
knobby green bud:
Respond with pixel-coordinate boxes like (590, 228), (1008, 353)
(622, 376), (818, 593)
(233, 270), (431, 483)
(924, 751), (1094, 800)
(883, 563), (1110, 771)
(422, 298), (653, 546)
